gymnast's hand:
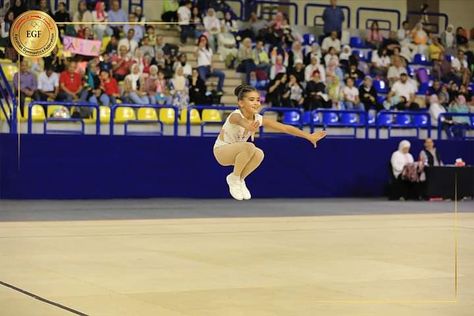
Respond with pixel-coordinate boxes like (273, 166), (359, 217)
(307, 130), (327, 148)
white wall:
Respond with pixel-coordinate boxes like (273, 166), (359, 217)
(439, 0), (474, 30)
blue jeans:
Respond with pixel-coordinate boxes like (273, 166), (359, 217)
(127, 92), (149, 105)
(198, 66), (225, 92)
(342, 101), (365, 111)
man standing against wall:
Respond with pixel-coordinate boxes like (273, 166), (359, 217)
(322, 0), (345, 39)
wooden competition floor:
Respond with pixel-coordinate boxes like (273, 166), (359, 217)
(0, 199), (473, 316)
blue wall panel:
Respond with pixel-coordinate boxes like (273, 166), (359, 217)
(1, 134), (472, 199)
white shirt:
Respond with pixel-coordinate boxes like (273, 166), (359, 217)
(305, 64), (326, 82)
(371, 51), (391, 67)
(118, 38), (138, 55)
(324, 54), (339, 67)
(429, 103), (446, 126)
(214, 109), (263, 148)
(196, 47), (213, 66)
(342, 86), (359, 102)
(177, 6), (191, 25)
(203, 15), (221, 33)
(173, 62), (192, 77)
(387, 66), (407, 81)
(321, 37), (341, 53)
(391, 80), (417, 100)
(38, 72), (59, 92)
(452, 57), (468, 71)
(391, 150), (414, 178)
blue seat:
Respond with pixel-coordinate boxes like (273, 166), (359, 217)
(352, 50), (364, 60)
(302, 111), (312, 125)
(445, 55), (454, 62)
(303, 33), (316, 46)
(367, 111), (376, 125)
(413, 114), (429, 127)
(396, 114), (411, 126)
(407, 65), (416, 77)
(341, 113), (358, 125)
(350, 36), (364, 48)
(282, 111), (301, 125)
(413, 53), (428, 65)
(322, 112), (338, 124)
(377, 113), (392, 126)
(373, 79), (389, 94)
(376, 95), (385, 105)
(417, 82), (430, 95)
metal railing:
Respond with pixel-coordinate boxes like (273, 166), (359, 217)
(376, 110), (431, 139)
(356, 7), (401, 30)
(438, 113), (474, 140)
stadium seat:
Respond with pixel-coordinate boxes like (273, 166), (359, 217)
(349, 36), (365, 48)
(367, 110), (376, 125)
(31, 105), (46, 122)
(47, 105), (69, 117)
(413, 114), (429, 127)
(138, 107), (158, 121)
(413, 53), (428, 65)
(395, 114), (411, 126)
(373, 79), (389, 94)
(322, 112), (338, 124)
(445, 54), (454, 62)
(352, 50), (364, 60)
(417, 82), (430, 95)
(202, 109), (222, 122)
(179, 108), (201, 124)
(302, 111), (311, 125)
(416, 68), (430, 84)
(100, 36), (111, 53)
(341, 113), (358, 125)
(377, 113), (392, 126)
(99, 106), (111, 123)
(159, 108), (176, 124)
(115, 106), (136, 123)
(282, 111), (301, 125)
(303, 33), (316, 46)
(2, 64), (18, 81)
(377, 95), (385, 105)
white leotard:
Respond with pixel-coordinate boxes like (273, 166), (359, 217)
(214, 109), (263, 148)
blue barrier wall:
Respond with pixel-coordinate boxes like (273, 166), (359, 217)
(1, 134), (473, 199)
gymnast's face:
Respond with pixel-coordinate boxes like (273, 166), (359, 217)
(239, 91), (261, 116)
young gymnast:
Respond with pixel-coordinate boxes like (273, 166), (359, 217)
(213, 84), (327, 200)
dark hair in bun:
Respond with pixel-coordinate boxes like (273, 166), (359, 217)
(234, 84), (257, 100)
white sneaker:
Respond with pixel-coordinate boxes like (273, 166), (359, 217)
(226, 174), (243, 200)
(240, 179), (251, 200)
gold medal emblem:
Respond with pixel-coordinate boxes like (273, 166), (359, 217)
(10, 10), (59, 58)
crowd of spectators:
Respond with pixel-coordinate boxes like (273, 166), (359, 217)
(1, 0), (473, 132)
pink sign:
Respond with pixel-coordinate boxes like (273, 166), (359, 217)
(63, 36), (101, 57)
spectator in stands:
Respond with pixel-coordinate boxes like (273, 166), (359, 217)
(123, 64), (148, 104)
(322, 0), (344, 38)
(111, 45), (135, 81)
(217, 17), (238, 69)
(178, 0), (193, 44)
(428, 94), (449, 128)
(161, 0), (179, 24)
(196, 35), (225, 94)
(6, 0), (27, 19)
(54, 1), (71, 36)
(118, 29), (138, 56)
(339, 45), (352, 72)
(387, 55), (407, 86)
(341, 77), (364, 110)
(57, 60), (87, 104)
(189, 68), (208, 105)
(305, 55), (326, 83)
(37, 65), (59, 102)
(189, 6), (204, 39)
(441, 24), (456, 53)
(281, 16), (297, 46)
(237, 37), (256, 83)
(99, 70), (120, 106)
(291, 60), (306, 84)
(134, 6), (145, 23)
(73, 0), (93, 34)
(266, 73), (288, 107)
(346, 63), (364, 82)
(448, 94), (471, 138)
(304, 42), (322, 65)
(371, 47), (390, 77)
(105, 35), (118, 55)
(246, 12), (268, 40)
(385, 73), (419, 111)
(282, 74), (304, 107)
(325, 55), (344, 82)
(459, 84), (472, 103)
(428, 36), (444, 61)
(321, 31), (341, 54)
(124, 13), (144, 43)
(248, 71), (267, 90)
(366, 21), (384, 49)
(173, 53), (192, 77)
(0, 10), (15, 61)
(324, 46), (339, 67)
(108, 0), (127, 37)
(382, 31), (401, 56)
(203, 8), (221, 52)
(397, 21), (411, 45)
(287, 40), (304, 71)
(35, 0), (53, 17)
(13, 60), (40, 116)
(92, 1), (110, 40)
(327, 74), (342, 109)
(145, 25), (156, 43)
(44, 46), (66, 73)
(359, 76), (380, 111)
(253, 40), (271, 75)
(419, 138), (443, 167)
(455, 27), (469, 49)
(452, 50), (471, 85)
(269, 55), (287, 80)
(152, 49), (166, 69)
(304, 70), (329, 110)
(142, 55), (152, 75)
(390, 140), (419, 200)
(132, 49), (145, 74)
(221, 11), (238, 35)
(169, 66), (190, 110)
(411, 23), (428, 54)
(83, 62), (103, 106)
(139, 36), (155, 59)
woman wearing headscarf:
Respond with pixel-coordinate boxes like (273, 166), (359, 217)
(448, 94), (471, 138)
(92, 1), (111, 40)
(390, 140), (419, 200)
(169, 66), (190, 110)
(366, 21), (384, 49)
(124, 64), (148, 104)
(73, 0), (93, 33)
(440, 24), (456, 52)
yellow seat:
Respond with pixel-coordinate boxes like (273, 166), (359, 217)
(202, 109), (222, 122)
(159, 108), (176, 124)
(84, 108), (98, 124)
(100, 36), (111, 53)
(30, 105), (46, 122)
(2, 64), (18, 82)
(99, 106), (111, 123)
(115, 106), (136, 123)
(47, 105), (69, 117)
(137, 107), (158, 121)
(179, 108), (201, 125)
(0, 58), (13, 65)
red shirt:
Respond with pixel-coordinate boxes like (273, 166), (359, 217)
(59, 71), (83, 94)
(102, 78), (119, 96)
(111, 55), (135, 77)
